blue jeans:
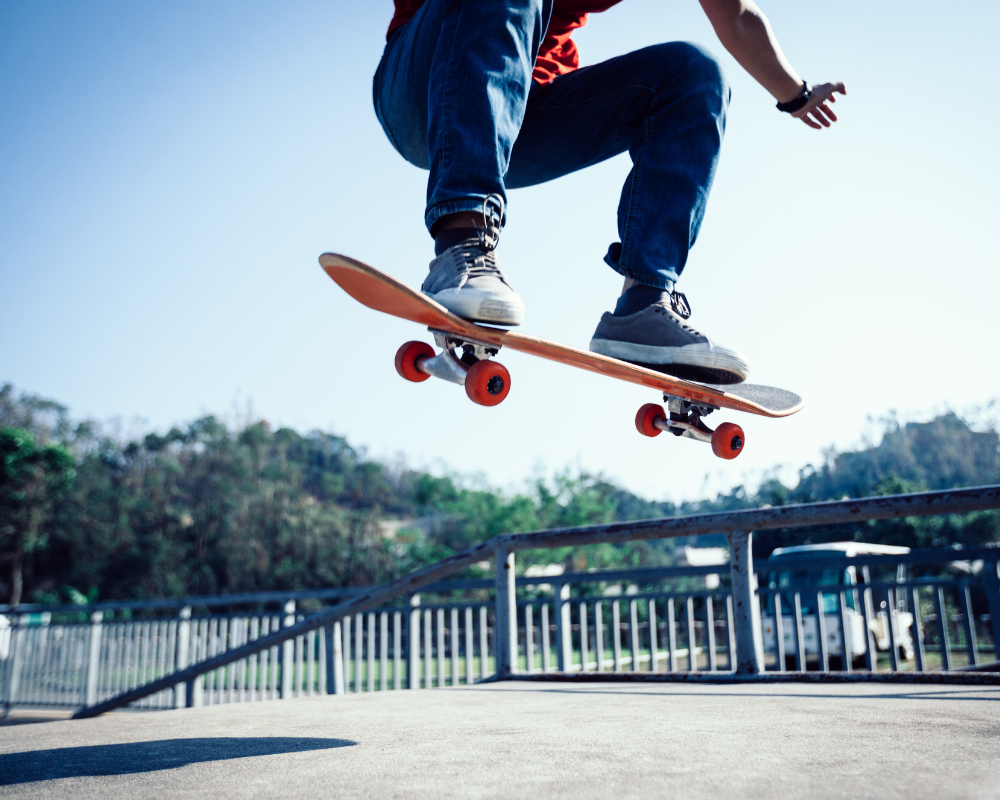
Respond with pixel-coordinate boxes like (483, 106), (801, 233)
(373, 0), (729, 289)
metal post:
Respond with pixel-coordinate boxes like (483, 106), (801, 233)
(727, 531), (763, 674)
(175, 606), (192, 708)
(280, 600), (295, 699)
(838, 590), (853, 673)
(393, 611), (402, 690)
(934, 587), (952, 671)
(668, 598), (678, 672)
(85, 610), (104, 707)
(961, 585), (979, 666)
(408, 595), (420, 689)
(773, 593), (786, 672)
(555, 583), (571, 672)
(886, 589), (900, 671)
(816, 591), (830, 672)
(380, 611), (389, 692)
(629, 599), (641, 671)
(5, 617), (26, 710)
(909, 587), (925, 673)
(465, 607), (474, 684)
(982, 557), (1000, 662)
(859, 585), (877, 672)
(330, 621), (344, 694)
(494, 545), (517, 678)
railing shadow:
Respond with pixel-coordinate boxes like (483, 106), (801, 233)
(0, 737), (355, 785)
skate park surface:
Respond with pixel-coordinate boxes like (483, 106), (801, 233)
(2, 682), (997, 799)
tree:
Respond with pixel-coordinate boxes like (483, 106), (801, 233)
(0, 427), (75, 605)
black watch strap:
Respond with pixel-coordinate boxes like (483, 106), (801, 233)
(776, 82), (811, 113)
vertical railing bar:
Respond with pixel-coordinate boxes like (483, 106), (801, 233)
(838, 591), (852, 673)
(629, 599), (640, 672)
(706, 596), (717, 672)
(408, 596), (420, 690)
(465, 607), (474, 684)
(793, 593), (807, 671)
(594, 601), (605, 673)
(724, 595), (735, 672)
(859, 587), (876, 672)
(773, 593), (785, 673)
(355, 612), (364, 693)
(612, 600), (622, 672)
(436, 608), (446, 688)
(367, 611), (376, 693)
(541, 604), (551, 673)
(668, 598), (678, 673)
(934, 587), (952, 671)
(910, 587), (926, 673)
(685, 597), (697, 672)
(450, 608), (459, 686)
(479, 605), (488, 679)
(423, 608), (433, 688)
(579, 601), (589, 672)
(886, 589), (900, 671)
(380, 611), (389, 692)
(307, 627), (317, 697)
(961, 584), (979, 667)
(648, 599), (659, 673)
(525, 605), (535, 674)
(393, 610), (402, 691)
(816, 592), (830, 672)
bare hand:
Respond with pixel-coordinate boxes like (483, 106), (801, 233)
(792, 82), (847, 129)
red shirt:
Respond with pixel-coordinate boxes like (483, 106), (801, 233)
(386, 1), (624, 85)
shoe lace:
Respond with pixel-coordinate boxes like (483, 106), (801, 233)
(473, 193), (505, 251)
(653, 290), (702, 333)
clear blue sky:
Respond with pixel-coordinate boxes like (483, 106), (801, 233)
(1, 1), (998, 502)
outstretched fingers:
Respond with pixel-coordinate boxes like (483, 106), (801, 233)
(792, 82), (847, 130)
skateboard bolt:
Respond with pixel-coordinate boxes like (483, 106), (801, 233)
(487, 376), (505, 395)
(731, 436), (743, 451)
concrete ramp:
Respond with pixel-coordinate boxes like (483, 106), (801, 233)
(2, 682), (998, 798)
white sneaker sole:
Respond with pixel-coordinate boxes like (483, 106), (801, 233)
(589, 339), (749, 382)
(427, 288), (525, 326)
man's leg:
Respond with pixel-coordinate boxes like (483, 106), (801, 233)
(505, 42), (747, 383)
(372, 0), (551, 325)
(374, 0), (551, 234)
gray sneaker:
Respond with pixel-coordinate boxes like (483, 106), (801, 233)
(421, 239), (525, 326)
(589, 292), (749, 384)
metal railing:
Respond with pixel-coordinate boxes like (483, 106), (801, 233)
(0, 484), (997, 718)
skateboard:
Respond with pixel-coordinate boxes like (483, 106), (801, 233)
(319, 253), (803, 460)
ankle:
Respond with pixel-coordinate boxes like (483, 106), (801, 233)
(433, 226), (480, 257)
(613, 283), (672, 317)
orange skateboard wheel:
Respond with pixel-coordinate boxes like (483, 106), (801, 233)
(635, 403), (665, 437)
(711, 422), (745, 459)
(465, 360), (511, 406)
(394, 341), (434, 382)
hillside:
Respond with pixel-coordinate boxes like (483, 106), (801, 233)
(1, 383), (997, 605)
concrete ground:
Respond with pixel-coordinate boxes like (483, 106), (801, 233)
(1, 682), (998, 799)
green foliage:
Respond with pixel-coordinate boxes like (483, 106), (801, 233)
(0, 425), (75, 604)
(0, 381), (997, 605)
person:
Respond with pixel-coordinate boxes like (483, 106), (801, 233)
(373, 0), (845, 384)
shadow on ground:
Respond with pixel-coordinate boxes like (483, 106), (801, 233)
(0, 737), (355, 785)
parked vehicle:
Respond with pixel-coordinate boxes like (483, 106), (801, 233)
(760, 542), (915, 666)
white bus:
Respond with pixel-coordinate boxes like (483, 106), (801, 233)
(760, 542), (915, 667)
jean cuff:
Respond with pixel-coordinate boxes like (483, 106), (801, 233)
(425, 197), (506, 236)
(603, 243), (679, 289)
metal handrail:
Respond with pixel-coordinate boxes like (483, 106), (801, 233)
(69, 484), (1000, 719)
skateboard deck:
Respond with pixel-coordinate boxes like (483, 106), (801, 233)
(319, 252), (802, 457)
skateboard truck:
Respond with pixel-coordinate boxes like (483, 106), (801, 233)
(394, 330), (511, 407)
(635, 394), (745, 460)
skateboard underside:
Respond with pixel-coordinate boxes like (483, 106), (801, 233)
(319, 252), (803, 460)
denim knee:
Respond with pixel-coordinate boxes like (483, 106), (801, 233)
(649, 41), (730, 111)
